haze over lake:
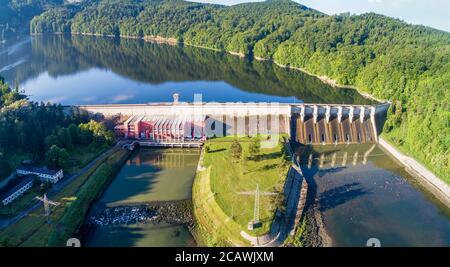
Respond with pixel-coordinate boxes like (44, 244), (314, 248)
(0, 35), (374, 105)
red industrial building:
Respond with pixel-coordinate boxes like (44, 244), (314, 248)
(114, 114), (206, 142)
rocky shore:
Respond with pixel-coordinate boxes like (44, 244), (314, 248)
(87, 200), (194, 227)
(300, 167), (334, 247)
(77, 200), (195, 245)
(88, 206), (158, 226)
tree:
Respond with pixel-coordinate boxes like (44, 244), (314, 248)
(46, 145), (69, 169)
(248, 138), (261, 159)
(44, 134), (59, 150)
(46, 145), (61, 168)
(230, 140), (242, 162)
(78, 124), (93, 145)
(57, 127), (73, 149)
(68, 124), (79, 144)
(274, 192), (286, 214)
(0, 157), (11, 178)
(57, 148), (69, 169)
(103, 130), (116, 145)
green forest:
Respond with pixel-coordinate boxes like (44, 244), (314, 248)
(28, 0), (450, 182)
(0, 0), (64, 39)
(0, 76), (115, 180)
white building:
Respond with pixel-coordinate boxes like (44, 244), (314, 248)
(0, 175), (34, 206)
(16, 165), (64, 184)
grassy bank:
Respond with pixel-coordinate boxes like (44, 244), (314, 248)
(46, 149), (129, 246)
(193, 166), (250, 246)
(284, 217), (308, 247)
(192, 136), (290, 246)
(66, 145), (108, 174)
(0, 147), (129, 247)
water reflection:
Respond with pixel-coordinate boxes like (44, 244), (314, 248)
(99, 148), (200, 206)
(85, 148), (200, 247)
(318, 182), (371, 212)
(87, 222), (195, 247)
(0, 35), (375, 105)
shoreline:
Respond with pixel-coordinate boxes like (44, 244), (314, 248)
(32, 32), (381, 103)
(378, 137), (450, 207)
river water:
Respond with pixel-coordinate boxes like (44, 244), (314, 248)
(297, 144), (450, 246)
(1, 35), (449, 246)
(85, 148), (200, 247)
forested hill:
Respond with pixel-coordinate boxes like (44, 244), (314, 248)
(25, 0), (450, 182)
(0, 0), (64, 38)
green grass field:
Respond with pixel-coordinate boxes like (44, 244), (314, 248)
(66, 145), (107, 174)
(193, 166), (250, 246)
(201, 136), (289, 237)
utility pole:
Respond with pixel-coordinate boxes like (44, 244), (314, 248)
(35, 194), (60, 224)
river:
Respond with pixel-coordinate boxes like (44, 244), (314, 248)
(297, 144), (450, 246)
(84, 148), (200, 247)
(1, 35), (449, 247)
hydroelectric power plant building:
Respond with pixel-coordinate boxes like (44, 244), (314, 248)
(114, 114), (206, 142)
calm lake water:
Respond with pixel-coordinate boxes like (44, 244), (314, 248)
(0, 35), (374, 105)
(297, 144), (450, 246)
(86, 148), (200, 247)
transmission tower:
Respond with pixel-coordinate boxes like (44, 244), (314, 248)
(237, 184), (277, 230)
(253, 184), (260, 224)
(35, 194), (60, 224)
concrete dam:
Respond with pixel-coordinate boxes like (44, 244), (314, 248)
(77, 97), (389, 146)
(290, 104), (386, 145)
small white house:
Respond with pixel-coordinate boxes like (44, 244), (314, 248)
(0, 175), (34, 206)
(16, 165), (64, 184)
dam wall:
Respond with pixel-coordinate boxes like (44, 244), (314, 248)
(291, 103), (389, 145)
(78, 102), (292, 137)
(77, 101), (389, 144)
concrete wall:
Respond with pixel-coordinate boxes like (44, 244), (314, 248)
(77, 102), (388, 142)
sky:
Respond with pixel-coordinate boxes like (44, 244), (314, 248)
(192, 0), (450, 32)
